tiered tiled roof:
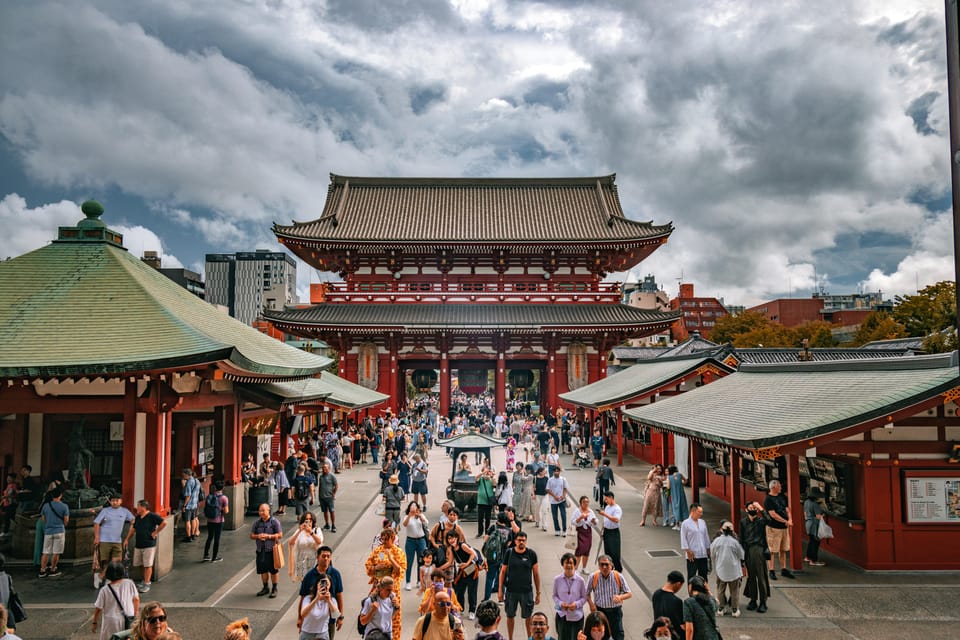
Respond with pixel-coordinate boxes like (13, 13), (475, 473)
(624, 352), (960, 450)
(239, 372), (389, 410)
(273, 175), (673, 244)
(265, 304), (680, 331)
(733, 348), (913, 364)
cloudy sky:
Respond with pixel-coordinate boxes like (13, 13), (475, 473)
(0, 0), (953, 306)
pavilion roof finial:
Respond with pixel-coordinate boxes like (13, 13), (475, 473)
(55, 200), (125, 248)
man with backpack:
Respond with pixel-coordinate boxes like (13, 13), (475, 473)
(498, 531), (540, 640)
(411, 587), (462, 640)
(359, 576), (399, 640)
(481, 513), (510, 600)
(585, 554), (632, 640)
(180, 468), (201, 542)
(202, 481), (229, 563)
(293, 465), (316, 517)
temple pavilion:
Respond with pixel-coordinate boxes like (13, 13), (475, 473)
(267, 175), (680, 416)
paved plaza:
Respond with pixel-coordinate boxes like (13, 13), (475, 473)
(9, 447), (959, 640)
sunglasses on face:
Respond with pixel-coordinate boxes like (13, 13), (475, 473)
(146, 615), (167, 624)
(436, 601), (452, 607)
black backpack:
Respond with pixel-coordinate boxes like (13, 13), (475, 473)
(481, 527), (505, 565)
(295, 477), (311, 501)
(203, 493), (221, 519)
(422, 611), (458, 635)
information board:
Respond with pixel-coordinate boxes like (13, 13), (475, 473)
(905, 477), (960, 523)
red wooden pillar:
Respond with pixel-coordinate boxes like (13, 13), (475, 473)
(785, 454), (804, 571)
(545, 336), (557, 413)
(143, 408), (164, 514)
(729, 451), (742, 530)
(122, 380), (139, 510)
(163, 410), (173, 514)
(440, 354), (450, 418)
(690, 441), (702, 504)
(615, 410), (623, 467)
(495, 353), (506, 415)
(388, 340), (400, 414)
(278, 412), (289, 460)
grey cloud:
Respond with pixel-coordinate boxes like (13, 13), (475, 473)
(521, 80), (569, 111)
(906, 91), (939, 135)
(323, 0), (458, 30)
(409, 84), (447, 115)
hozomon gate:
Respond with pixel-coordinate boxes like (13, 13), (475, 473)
(267, 175), (680, 416)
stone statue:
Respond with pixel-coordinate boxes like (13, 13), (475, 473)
(68, 421), (94, 489)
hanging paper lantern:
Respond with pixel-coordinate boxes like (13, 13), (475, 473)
(411, 369), (438, 391)
(459, 369), (488, 395)
(508, 369), (534, 391)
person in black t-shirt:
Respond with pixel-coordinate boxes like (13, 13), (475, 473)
(762, 480), (794, 580)
(124, 499), (166, 593)
(498, 531), (540, 640)
(650, 570), (684, 635)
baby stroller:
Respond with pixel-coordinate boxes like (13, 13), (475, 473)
(574, 448), (593, 469)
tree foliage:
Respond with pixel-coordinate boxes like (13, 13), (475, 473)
(848, 312), (907, 347)
(710, 311), (771, 344)
(712, 312), (836, 348)
(892, 281), (956, 337)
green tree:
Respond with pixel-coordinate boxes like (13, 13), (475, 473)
(732, 323), (798, 348)
(922, 330), (959, 354)
(848, 311), (907, 346)
(794, 320), (837, 347)
(892, 281), (957, 337)
(710, 311), (772, 344)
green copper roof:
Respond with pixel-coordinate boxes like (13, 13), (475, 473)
(240, 372), (389, 410)
(623, 352), (960, 450)
(560, 354), (735, 409)
(0, 229), (333, 379)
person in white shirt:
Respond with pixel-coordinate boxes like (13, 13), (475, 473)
(359, 577), (398, 640)
(680, 503), (711, 579)
(595, 492), (623, 572)
(403, 502), (429, 590)
(300, 573), (341, 639)
(545, 468), (571, 537)
(709, 520), (744, 617)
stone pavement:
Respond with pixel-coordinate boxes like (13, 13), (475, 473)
(8, 444), (960, 640)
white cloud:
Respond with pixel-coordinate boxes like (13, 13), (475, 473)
(0, 194), (80, 259)
(861, 210), (954, 296)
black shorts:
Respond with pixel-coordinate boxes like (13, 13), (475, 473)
(504, 590), (534, 618)
(318, 497), (335, 513)
(256, 549), (278, 574)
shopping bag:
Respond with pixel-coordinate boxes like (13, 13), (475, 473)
(817, 518), (834, 540)
(273, 542), (286, 569)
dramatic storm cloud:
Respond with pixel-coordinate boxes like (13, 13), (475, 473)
(0, 0), (951, 304)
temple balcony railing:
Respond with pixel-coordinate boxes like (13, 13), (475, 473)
(318, 281), (624, 304)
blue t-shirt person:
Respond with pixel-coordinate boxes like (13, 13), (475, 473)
(94, 502), (135, 542)
(41, 500), (70, 534)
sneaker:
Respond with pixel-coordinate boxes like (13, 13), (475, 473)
(562, 532), (567, 538)
(781, 568), (795, 579)
(138, 584), (151, 593)
(717, 608), (725, 617)
(212, 556), (224, 562)
(731, 609), (741, 618)
(39, 568), (48, 578)
(256, 585), (270, 597)
(554, 532), (561, 537)
(48, 566), (62, 577)
(746, 600), (757, 611)
(757, 603), (768, 613)
(202, 556), (211, 562)
(330, 526), (337, 533)
(323, 524), (331, 531)
(269, 587), (278, 598)
(468, 612), (476, 620)
(181, 537), (193, 543)
(769, 570), (778, 580)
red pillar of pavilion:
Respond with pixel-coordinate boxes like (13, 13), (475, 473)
(729, 452), (742, 530)
(440, 353), (451, 418)
(785, 454), (804, 571)
(690, 441), (702, 504)
(616, 410), (624, 467)
(122, 380), (140, 510)
(495, 352), (506, 415)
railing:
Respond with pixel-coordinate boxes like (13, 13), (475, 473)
(319, 281), (623, 304)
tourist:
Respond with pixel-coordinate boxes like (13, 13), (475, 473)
(803, 486), (828, 567)
(552, 553), (587, 640)
(642, 617), (680, 640)
(511, 463), (532, 521)
(0, 473), (18, 535)
(651, 571), (685, 634)
(739, 503), (769, 614)
(123, 499), (166, 592)
(365, 528), (406, 640)
(201, 481), (228, 563)
(475, 599), (505, 640)
(495, 471), (512, 513)
(640, 465), (665, 527)
(411, 586), (462, 640)
(360, 577), (398, 640)
(92, 561), (139, 640)
(418, 567), (463, 615)
(416, 548), (436, 596)
(664, 466), (687, 530)
(0, 603), (23, 640)
(299, 574), (340, 640)
(595, 492), (623, 572)
(575, 611), (610, 640)
(546, 447), (560, 476)
(763, 480), (794, 580)
(447, 531), (480, 619)
(680, 503), (710, 579)
(572, 496), (597, 575)
(39, 485), (70, 577)
(531, 611), (558, 640)
(498, 531), (540, 640)
(589, 430), (604, 469)
(476, 463), (496, 537)
(585, 554), (631, 640)
(397, 452), (413, 493)
(223, 617), (252, 640)
(411, 454), (430, 510)
(179, 469), (200, 542)
(482, 512), (511, 600)
(384, 476), (406, 531)
(403, 502), (429, 591)
(288, 511), (323, 582)
(299, 546), (345, 640)
(93, 493), (135, 585)
(681, 577), (720, 640)
(251, 503), (283, 598)
(534, 467), (550, 531)
(318, 462), (339, 533)
(709, 520), (743, 617)
(271, 462), (291, 516)
(546, 467), (572, 537)
(293, 465), (316, 517)
(123, 601), (173, 640)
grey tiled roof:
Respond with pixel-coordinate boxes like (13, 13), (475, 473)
(240, 372), (389, 410)
(273, 175), (673, 243)
(561, 355), (735, 409)
(657, 335), (720, 358)
(860, 336), (926, 351)
(733, 348), (913, 364)
(624, 352), (960, 450)
(610, 346), (669, 361)
(266, 304), (680, 330)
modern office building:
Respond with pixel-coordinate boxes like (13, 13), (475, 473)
(205, 250), (297, 325)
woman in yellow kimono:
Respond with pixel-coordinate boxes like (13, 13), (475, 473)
(365, 527), (407, 640)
